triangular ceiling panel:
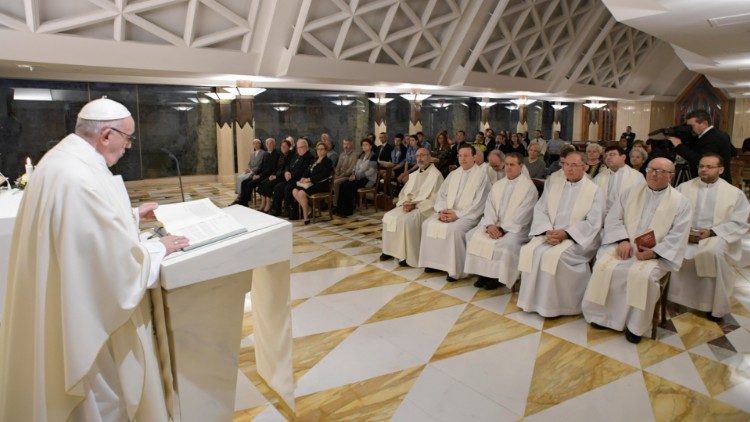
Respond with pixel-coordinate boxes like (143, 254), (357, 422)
(193, 1), (244, 39)
(136, 2), (189, 39)
(38, 0), (102, 23)
(0, 0), (25, 21)
(60, 19), (114, 41)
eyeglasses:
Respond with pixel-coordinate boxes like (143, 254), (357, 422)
(561, 162), (585, 168)
(645, 168), (673, 175)
(109, 127), (137, 145)
(698, 165), (721, 170)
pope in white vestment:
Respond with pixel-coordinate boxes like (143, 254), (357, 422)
(381, 149), (444, 267)
(0, 98), (188, 421)
(419, 145), (489, 281)
(517, 151), (604, 317)
(464, 154), (537, 290)
(593, 146), (645, 211)
(669, 155), (750, 319)
(583, 158), (692, 342)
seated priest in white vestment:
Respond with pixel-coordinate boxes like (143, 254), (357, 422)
(419, 144), (490, 281)
(0, 98), (188, 421)
(594, 145), (645, 211)
(582, 158), (692, 344)
(381, 148), (444, 267)
(485, 149), (506, 183)
(669, 154), (750, 321)
(465, 153), (538, 290)
(517, 151), (604, 317)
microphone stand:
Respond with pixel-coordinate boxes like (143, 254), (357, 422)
(161, 148), (186, 202)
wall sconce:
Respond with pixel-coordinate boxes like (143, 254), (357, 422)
(510, 96), (535, 107)
(331, 98), (354, 106)
(273, 105), (289, 112)
(551, 102), (568, 110)
(583, 100), (606, 109)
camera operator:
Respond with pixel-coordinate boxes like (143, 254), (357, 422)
(668, 109), (735, 184)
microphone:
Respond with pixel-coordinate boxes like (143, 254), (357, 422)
(160, 148), (185, 202)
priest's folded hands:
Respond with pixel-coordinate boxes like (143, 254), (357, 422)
(544, 229), (568, 245)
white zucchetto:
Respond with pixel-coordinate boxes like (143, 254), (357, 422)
(78, 96), (131, 120)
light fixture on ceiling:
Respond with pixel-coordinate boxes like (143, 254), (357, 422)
(510, 96), (535, 107)
(223, 86), (266, 97)
(431, 101), (451, 109)
(551, 102), (567, 110)
(204, 92), (235, 102)
(477, 99), (497, 108)
(583, 100), (606, 109)
(173, 106), (193, 111)
(13, 88), (52, 101)
(273, 105), (289, 112)
(331, 98), (354, 106)
(368, 96), (394, 105)
(400, 92), (431, 102)
(505, 105), (519, 111)
(17, 64), (34, 71)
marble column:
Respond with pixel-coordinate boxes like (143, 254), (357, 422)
(215, 99), (235, 184)
(408, 101), (423, 134)
(235, 97), (256, 175)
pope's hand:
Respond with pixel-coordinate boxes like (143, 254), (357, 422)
(160, 235), (190, 255)
(138, 202), (159, 220)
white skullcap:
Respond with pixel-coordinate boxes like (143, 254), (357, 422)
(78, 96), (131, 120)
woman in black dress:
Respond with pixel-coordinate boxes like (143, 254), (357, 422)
(292, 142), (334, 224)
(257, 139), (292, 212)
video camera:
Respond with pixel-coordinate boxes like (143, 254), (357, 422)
(647, 124), (693, 140)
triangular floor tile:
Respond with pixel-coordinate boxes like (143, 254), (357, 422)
(637, 338), (684, 368)
(643, 372), (748, 420)
(587, 323), (622, 347)
(644, 351), (709, 395)
(689, 352), (746, 397)
(431, 304), (538, 362)
(321, 264), (410, 295)
(293, 327), (358, 381)
(715, 380), (750, 413)
(672, 312), (725, 349)
(505, 311), (545, 330)
(293, 239), (329, 253)
(525, 372), (654, 422)
(726, 326), (750, 353)
(689, 343), (718, 362)
(431, 332), (542, 416)
(291, 249), (329, 268)
(414, 275), (449, 291)
(292, 250), (362, 273)
(543, 318), (589, 347)
(524, 333), (637, 417)
(590, 335), (641, 369)
(296, 366), (425, 421)
(440, 285), (479, 302)
(291, 264), (365, 300)
(658, 331), (685, 350)
(472, 294), (513, 317)
(365, 283), (466, 324)
(391, 266), (428, 281)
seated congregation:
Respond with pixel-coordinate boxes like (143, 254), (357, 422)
(379, 144), (749, 344)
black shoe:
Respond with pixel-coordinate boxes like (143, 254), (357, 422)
(484, 279), (501, 290)
(446, 276), (457, 282)
(625, 328), (642, 344)
(590, 322), (607, 330)
(473, 277), (487, 288)
(424, 267), (439, 273)
(269, 209), (281, 217)
(379, 253), (393, 261)
(398, 260), (408, 267)
(706, 312), (723, 323)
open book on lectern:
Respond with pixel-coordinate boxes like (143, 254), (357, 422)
(154, 198), (247, 251)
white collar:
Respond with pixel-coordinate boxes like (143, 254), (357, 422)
(698, 125), (714, 138)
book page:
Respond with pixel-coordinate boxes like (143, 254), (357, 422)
(154, 198), (223, 230)
(154, 198), (247, 248)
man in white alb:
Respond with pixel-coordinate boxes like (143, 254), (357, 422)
(0, 98), (187, 420)
(583, 158), (692, 343)
(517, 151), (604, 317)
(594, 145), (645, 211)
(485, 149), (506, 183)
(419, 144), (489, 281)
(380, 148), (444, 267)
(464, 153), (538, 290)
(669, 154), (750, 321)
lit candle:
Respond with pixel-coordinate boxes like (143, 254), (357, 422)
(25, 157), (33, 177)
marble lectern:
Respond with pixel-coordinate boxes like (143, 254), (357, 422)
(153, 205), (294, 421)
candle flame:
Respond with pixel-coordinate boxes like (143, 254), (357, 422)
(26, 157), (31, 165)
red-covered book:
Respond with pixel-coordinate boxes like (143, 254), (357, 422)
(635, 230), (656, 250)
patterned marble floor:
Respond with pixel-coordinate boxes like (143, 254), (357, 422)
(128, 182), (750, 421)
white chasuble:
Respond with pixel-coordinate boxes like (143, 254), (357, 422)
(0, 134), (168, 421)
(593, 165), (645, 211)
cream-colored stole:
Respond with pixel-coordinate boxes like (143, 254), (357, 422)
(595, 166), (641, 200)
(518, 176), (598, 275)
(427, 165), (483, 239)
(680, 178), (736, 277)
(467, 176), (532, 260)
(584, 185), (682, 310)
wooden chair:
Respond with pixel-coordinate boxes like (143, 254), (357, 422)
(298, 175), (334, 223)
(651, 273), (671, 340)
(357, 186), (377, 211)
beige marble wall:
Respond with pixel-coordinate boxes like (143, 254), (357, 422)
(572, 103), (584, 142)
(236, 123), (255, 172)
(616, 101), (651, 141)
(649, 101), (675, 133)
(731, 98), (750, 148)
(216, 124), (235, 183)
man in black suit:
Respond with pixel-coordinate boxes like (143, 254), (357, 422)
(669, 109), (735, 184)
(375, 132), (394, 162)
(270, 138), (314, 219)
(621, 126), (636, 147)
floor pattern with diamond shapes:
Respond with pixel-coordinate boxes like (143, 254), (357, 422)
(127, 182), (750, 421)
